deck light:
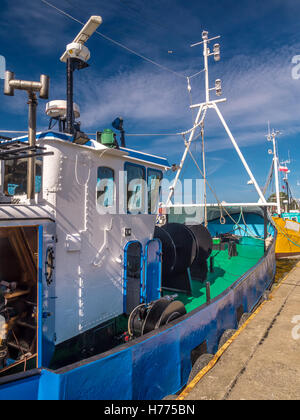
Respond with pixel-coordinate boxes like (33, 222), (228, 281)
(213, 44), (221, 61)
(215, 79), (222, 96)
(112, 117), (126, 148)
(202, 31), (209, 40)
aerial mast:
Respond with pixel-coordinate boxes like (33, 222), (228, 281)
(60, 16), (102, 135)
(266, 126), (281, 215)
(280, 154), (291, 212)
(4, 72), (50, 199)
(166, 31), (267, 207)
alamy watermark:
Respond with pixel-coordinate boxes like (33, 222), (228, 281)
(0, 55), (5, 79)
(96, 172), (205, 221)
(291, 56), (300, 80)
(291, 315), (300, 340)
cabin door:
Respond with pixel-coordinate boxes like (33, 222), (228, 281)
(144, 239), (162, 303)
(0, 225), (39, 375)
(124, 241), (143, 315)
(37, 226), (43, 368)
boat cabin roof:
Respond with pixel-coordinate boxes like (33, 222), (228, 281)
(10, 131), (171, 170)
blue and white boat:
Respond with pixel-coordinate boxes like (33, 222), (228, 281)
(0, 18), (276, 400)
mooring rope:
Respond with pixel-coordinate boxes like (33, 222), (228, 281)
(185, 147), (266, 241)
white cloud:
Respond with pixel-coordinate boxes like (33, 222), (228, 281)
(71, 39), (300, 155)
(76, 67), (191, 130)
(0, 0), (71, 51)
(2, 0), (300, 192)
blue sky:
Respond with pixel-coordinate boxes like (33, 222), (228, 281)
(0, 0), (300, 203)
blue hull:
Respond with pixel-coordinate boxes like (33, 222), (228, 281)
(0, 238), (275, 400)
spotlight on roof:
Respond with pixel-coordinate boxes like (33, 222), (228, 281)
(202, 31), (209, 40)
(112, 117), (126, 148)
(112, 117), (124, 132)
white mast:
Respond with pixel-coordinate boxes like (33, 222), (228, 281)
(280, 153), (292, 212)
(166, 30), (267, 207)
(266, 126), (281, 214)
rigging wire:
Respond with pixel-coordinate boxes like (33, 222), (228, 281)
(187, 77), (195, 123)
(185, 146), (266, 240)
(0, 131), (28, 134)
(200, 122), (207, 227)
(87, 118), (209, 138)
(40, 0), (192, 80)
(189, 69), (205, 79)
(1, 124), (205, 140)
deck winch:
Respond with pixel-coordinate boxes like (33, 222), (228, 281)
(128, 296), (186, 338)
(154, 223), (213, 293)
(188, 224), (213, 281)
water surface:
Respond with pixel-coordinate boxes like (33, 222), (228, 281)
(275, 259), (298, 284)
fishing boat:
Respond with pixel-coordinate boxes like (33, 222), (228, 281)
(0, 18), (276, 400)
(273, 216), (300, 258)
(264, 129), (300, 259)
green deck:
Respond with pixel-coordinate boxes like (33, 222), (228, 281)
(117, 237), (265, 337)
(175, 237), (265, 313)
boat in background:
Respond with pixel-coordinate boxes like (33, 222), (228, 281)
(273, 216), (300, 258)
(281, 211), (300, 223)
(265, 129), (300, 259)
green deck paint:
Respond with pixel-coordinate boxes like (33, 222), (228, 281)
(175, 237), (265, 313)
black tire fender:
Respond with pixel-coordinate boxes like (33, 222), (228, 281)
(188, 353), (214, 384)
(238, 313), (251, 329)
(218, 329), (236, 350)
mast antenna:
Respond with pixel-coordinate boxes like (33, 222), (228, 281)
(4, 72), (50, 200)
(266, 128), (281, 214)
(60, 16), (102, 136)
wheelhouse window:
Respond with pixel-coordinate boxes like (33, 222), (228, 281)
(97, 167), (115, 208)
(4, 158), (42, 196)
(148, 169), (163, 214)
(125, 163), (146, 214)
